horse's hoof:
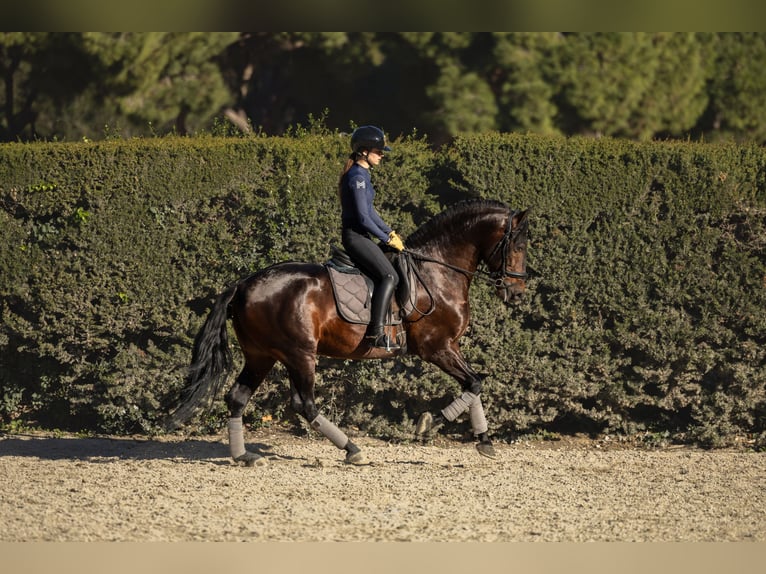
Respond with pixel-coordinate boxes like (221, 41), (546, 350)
(345, 450), (368, 465)
(235, 452), (268, 467)
(415, 412), (444, 438)
(415, 412), (433, 437)
(476, 442), (497, 460)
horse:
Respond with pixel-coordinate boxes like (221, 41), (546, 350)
(166, 199), (529, 465)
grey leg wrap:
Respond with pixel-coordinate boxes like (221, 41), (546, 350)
(310, 414), (349, 450)
(469, 396), (489, 435)
(441, 391), (478, 422)
(228, 417), (247, 459)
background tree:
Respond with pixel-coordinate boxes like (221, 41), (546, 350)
(408, 33), (498, 142)
(490, 32), (562, 136)
(219, 32), (379, 135)
(699, 32), (766, 143)
(558, 33), (657, 138)
(2, 32), (766, 145)
(0, 33), (95, 140)
(628, 33), (709, 140)
(81, 32), (239, 135)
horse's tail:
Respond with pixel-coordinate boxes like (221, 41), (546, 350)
(164, 283), (239, 430)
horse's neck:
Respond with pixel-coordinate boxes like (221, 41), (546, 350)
(421, 241), (480, 274)
(414, 209), (505, 273)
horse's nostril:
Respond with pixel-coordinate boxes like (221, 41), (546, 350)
(510, 290), (524, 303)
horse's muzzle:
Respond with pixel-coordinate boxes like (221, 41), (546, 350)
(497, 282), (525, 305)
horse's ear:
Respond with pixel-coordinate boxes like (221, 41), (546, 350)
(514, 208), (530, 227)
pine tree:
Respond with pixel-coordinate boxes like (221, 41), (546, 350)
(81, 32), (239, 135)
(703, 32), (766, 143)
(491, 32), (562, 135)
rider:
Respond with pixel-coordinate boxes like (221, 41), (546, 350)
(338, 125), (405, 350)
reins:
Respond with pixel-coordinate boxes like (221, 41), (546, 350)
(404, 249), (482, 279)
(404, 249), (525, 289)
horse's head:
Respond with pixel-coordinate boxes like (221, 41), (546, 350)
(406, 200), (529, 305)
(487, 209), (529, 305)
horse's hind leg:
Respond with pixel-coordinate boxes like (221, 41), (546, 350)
(289, 379), (304, 414)
(286, 357), (367, 465)
(225, 356), (275, 466)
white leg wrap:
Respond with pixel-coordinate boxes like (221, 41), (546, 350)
(441, 391), (478, 422)
(228, 417), (247, 459)
(310, 414), (349, 450)
(469, 396), (489, 435)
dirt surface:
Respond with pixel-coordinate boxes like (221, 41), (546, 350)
(1, 427), (764, 542)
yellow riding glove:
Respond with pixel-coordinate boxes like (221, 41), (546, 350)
(387, 230), (405, 251)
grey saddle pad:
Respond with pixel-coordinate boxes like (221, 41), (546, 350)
(326, 266), (372, 324)
(326, 266), (404, 326)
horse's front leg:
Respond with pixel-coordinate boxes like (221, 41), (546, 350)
(416, 346), (497, 459)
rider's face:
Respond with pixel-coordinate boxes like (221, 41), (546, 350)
(366, 149), (384, 166)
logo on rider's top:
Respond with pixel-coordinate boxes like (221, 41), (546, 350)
(356, 180), (365, 189)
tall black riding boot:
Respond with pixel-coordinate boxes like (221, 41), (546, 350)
(366, 275), (400, 350)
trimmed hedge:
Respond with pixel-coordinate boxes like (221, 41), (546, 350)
(442, 134), (766, 446)
(1, 132), (764, 447)
(0, 133), (436, 434)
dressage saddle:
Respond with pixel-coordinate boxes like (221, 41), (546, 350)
(324, 245), (414, 326)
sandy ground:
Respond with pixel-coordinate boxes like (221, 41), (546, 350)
(1, 427), (764, 542)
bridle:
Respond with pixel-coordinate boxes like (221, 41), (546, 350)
(485, 210), (529, 286)
(404, 209), (528, 290)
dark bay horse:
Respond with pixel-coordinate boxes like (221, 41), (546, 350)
(166, 199), (528, 465)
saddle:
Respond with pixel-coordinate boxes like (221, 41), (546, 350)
(325, 245), (415, 326)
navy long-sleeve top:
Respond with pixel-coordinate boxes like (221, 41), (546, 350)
(340, 163), (392, 243)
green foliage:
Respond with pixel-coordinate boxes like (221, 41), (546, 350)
(440, 133), (766, 446)
(703, 33), (766, 143)
(81, 33), (239, 135)
(0, 132), (436, 434)
(491, 32), (562, 135)
(1, 133), (764, 448)
(556, 33), (709, 139)
(4, 33), (766, 145)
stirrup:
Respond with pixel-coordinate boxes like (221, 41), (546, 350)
(367, 332), (400, 350)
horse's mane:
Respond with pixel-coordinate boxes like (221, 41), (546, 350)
(406, 199), (509, 249)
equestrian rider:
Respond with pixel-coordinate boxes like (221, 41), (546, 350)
(338, 125), (405, 350)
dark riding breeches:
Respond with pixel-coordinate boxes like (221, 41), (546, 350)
(341, 228), (399, 334)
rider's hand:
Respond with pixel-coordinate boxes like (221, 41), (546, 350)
(387, 231), (405, 251)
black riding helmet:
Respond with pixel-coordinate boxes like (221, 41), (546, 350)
(350, 125), (392, 154)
